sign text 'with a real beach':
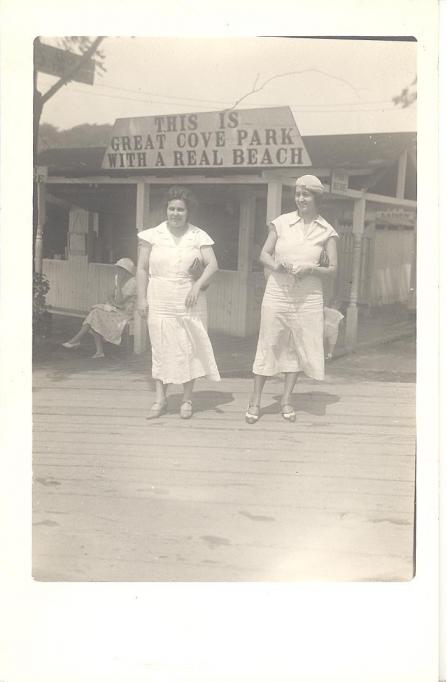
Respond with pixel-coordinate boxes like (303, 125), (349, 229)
(101, 108), (312, 170)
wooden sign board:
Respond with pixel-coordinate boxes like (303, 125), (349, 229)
(376, 208), (417, 226)
(35, 43), (95, 86)
(101, 107), (312, 171)
(331, 169), (350, 194)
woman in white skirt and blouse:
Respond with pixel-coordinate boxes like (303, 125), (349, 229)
(137, 186), (220, 420)
(246, 174), (338, 424)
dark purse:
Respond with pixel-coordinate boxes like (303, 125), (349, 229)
(189, 257), (209, 290)
(319, 245), (330, 268)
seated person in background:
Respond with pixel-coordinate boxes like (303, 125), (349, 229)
(323, 301), (344, 360)
(62, 258), (137, 358)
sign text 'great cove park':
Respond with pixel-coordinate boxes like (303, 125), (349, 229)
(101, 107), (312, 171)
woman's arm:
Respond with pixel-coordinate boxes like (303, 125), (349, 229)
(259, 226), (281, 271)
(185, 246), (218, 308)
(136, 243), (151, 315)
(197, 245), (218, 288)
(113, 271), (127, 306)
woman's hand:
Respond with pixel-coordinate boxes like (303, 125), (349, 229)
(294, 263), (316, 277)
(137, 299), (148, 317)
(185, 282), (202, 308)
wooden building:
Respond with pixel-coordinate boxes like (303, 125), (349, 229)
(35, 107), (416, 352)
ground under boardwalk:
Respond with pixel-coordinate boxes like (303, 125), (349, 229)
(33, 365), (416, 581)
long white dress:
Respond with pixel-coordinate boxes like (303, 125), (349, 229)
(253, 212), (338, 380)
(139, 222), (221, 385)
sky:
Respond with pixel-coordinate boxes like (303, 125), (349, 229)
(37, 36), (417, 136)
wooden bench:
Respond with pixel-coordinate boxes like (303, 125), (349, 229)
(47, 306), (142, 353)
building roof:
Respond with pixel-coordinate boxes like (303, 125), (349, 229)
(38, 131), (416, 177)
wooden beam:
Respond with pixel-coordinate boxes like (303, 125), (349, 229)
(363, 191), (416, 208)
(345, 197), (366, 350)
(136, 182), (150, 232)
(396, 149), (408, 199)
(134, 182), (151, 354)
(236, 192), (257, 336)
(34, 181), (46, 274)
(46, 175), (267, 186)
(266, 180), (283, 223)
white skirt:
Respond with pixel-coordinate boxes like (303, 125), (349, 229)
(147, 276), (220, 385)
(253, 272), (325, 380)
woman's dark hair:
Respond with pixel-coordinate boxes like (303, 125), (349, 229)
(165, 186), (197, 214)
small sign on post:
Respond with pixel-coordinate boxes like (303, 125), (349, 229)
(34, 166), (48, 183)
(331, 169), (350, 194)
(35, 42), (95, 85)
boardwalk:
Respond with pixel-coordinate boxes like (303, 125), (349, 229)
(32, 344), (416, 582)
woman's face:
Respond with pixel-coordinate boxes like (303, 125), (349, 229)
(167, 199), (188, 229)
(295, 187), (318, 218)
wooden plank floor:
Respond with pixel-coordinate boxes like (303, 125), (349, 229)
(33, 364), (416, 581)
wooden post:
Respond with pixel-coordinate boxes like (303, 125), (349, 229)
(407, 229), (417, 312)
(134, 182), (151, 354)
(136, 181), (151, 229)
(34, 180), (46, 274)
(396, 149), (408, 199)
(345, 197), (366, 350)
(236, 191), (256, 335)
(266, 180), (283, 223)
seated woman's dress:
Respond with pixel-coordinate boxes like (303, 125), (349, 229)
(83, 277), (137, 345)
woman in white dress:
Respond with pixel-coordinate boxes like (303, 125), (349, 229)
(246, 175), (338, 424)
(137, 187), (220, 419)
(62, 258), (137, 358)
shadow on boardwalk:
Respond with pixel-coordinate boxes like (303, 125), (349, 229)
(32, 328), (416, 582)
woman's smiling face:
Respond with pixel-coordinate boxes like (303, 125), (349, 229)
(167, 199), (188, 228)
(295, 187), (317, 217)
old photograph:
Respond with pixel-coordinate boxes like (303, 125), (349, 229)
(32, 36), (417, 582)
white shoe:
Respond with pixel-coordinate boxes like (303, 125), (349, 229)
(62, 341), (80, 349)
(91, 352), (105, 359)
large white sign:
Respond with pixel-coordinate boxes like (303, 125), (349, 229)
(101, 107), (312, 171)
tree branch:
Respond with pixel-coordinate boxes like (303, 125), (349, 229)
(225, 68), (361, 112)
(40, 36), (105, 106)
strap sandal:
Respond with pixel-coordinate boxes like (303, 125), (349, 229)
(245, 404), (260, 424)
(180, 400), (193, 419)
(146, 400), (168, 420)
(280, 403), (296, 422)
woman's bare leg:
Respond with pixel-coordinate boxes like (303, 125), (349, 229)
(249, 373), (267, 407)
(154, 379), (168, 404)
(182, 380), (195, 403)
(281, 372), (298, 405)
(66, 323), (90, 344)
(89, 329), (105, 356)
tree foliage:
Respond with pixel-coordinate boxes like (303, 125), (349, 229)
(392, 77), (417, 108)
(38, 122), (113, 152)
